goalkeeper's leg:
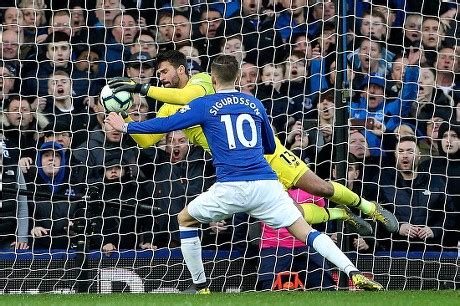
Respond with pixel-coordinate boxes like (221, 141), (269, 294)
(294, 170), (398, 233)
(298, 203), (373, 236)
(287, 217), (383, 291)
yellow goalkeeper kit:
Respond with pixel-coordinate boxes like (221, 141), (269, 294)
(126, 72), (309, 190)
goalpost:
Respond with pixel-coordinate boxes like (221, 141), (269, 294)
(0, 0), (459, 293)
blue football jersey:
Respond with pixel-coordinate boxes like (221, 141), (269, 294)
(127, 90), (277, 182)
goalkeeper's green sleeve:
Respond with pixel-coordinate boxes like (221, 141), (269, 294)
(124, 116), (164, 148)
(146, 85), (206, 105)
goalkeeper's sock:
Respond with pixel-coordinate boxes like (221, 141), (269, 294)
(328, 182), (374, 215)
(301, 204), (348, 224)
(180, 226), (206, 285)
(306, 229), (358, 277)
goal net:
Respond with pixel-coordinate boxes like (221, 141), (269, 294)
(0, 0), (459, 293)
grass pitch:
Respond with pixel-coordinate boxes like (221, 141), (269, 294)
(1, 290), (459, 306)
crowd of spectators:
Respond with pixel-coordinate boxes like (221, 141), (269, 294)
(0, 0), (459, 289)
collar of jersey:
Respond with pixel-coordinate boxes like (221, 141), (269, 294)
(216, 89), (239, 93)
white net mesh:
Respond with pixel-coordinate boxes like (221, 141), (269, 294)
(0, 0), (459, 293)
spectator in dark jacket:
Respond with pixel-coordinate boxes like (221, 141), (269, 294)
(225, 0), (284, 65)
(137, 147), (187, 248)
(412, 66), (453, 122)
(0, 63), (16, 103)
(192, 6), (224, 71)
(2, 95), (49, 159)
(25, 141), (83, 250)
(41, 70), (99, 148)
(102, 13), (138, 78)
(372, 136), (450, 251)
(72, 124), (139, 182)
(256, 63), (302, 135)
(162, 130), (225, 249)
(281, 51), (328, 119)
(18, 121), (87, 187)
(350, 70), (418, 158)
(91, 153), (156, 255)
(21, 32), (94, 104)
(421, 122), (460, 248)
(164, 130), (215, 203)
(0, 137), (29, 250)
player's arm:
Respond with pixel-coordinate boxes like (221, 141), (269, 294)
(108, 77), (206, 105)
(122, 115), (164, 148)
(123, 100), (205, 135)
(260, 111), (276, 155)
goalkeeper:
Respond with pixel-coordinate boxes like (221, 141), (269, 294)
(108, 50), (398, 235)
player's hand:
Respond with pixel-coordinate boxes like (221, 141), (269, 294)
(399, 223), (420, 238)
(417, 226), (434, 240)
(104, 112), (126, 133)
(108, 77), (150, 95)
(31, 227), (49, 237)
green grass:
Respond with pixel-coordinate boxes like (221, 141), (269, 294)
(1, 291), (459, 306)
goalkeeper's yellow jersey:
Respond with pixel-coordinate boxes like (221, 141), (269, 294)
(128, 72), (308, 189)
(127, 73), (214, 149)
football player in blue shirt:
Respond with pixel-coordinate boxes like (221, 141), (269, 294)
(105, 55), (383, 293)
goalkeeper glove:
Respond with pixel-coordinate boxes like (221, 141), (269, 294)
(108, 77), (150, 95)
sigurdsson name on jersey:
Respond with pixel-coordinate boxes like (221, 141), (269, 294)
(209, 95), (261, 116)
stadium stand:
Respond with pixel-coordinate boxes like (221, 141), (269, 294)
(0, 0), (459, 293)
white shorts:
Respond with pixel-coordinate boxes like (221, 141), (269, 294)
(187, 180), (302, 229)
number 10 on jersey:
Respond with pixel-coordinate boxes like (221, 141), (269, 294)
(221, 114), (258, 149)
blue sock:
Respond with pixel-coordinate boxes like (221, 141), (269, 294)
(306, 229), (358, 276)
(306, 229), (321, 247)
(180, 226), (206, 285)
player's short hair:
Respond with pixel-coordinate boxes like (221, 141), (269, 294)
(156, 50), (187, 70)
(211, 55), (239, 84)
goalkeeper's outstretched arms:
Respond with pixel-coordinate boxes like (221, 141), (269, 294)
(108, 77), (206, 105)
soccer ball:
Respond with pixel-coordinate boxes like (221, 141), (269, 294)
(100, 84), (133, 113)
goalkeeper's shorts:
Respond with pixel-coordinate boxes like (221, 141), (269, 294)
(264, 141), (309, 190)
